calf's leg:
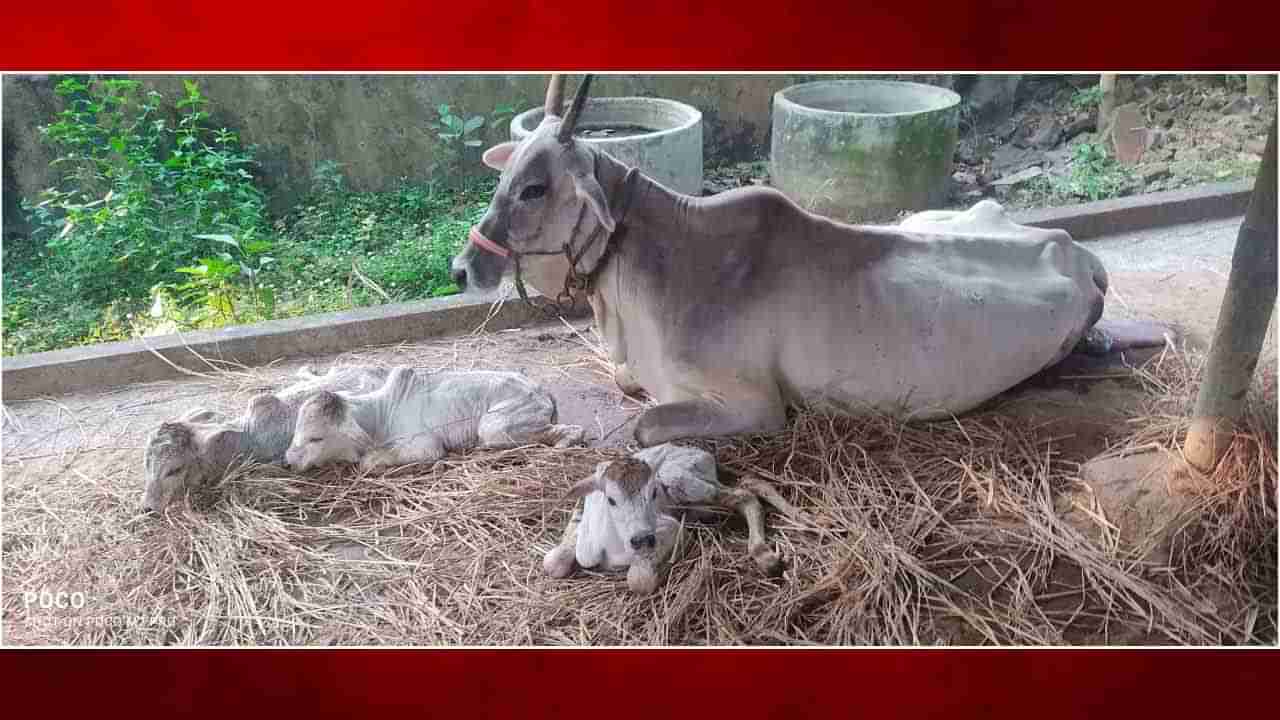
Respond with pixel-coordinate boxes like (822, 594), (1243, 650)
(543, 501), (584, 578)
(711, 483), (784, 576)
(627, 515), (679, 594)
(477, 400), (584, 449)
(359, 435), (446, 473)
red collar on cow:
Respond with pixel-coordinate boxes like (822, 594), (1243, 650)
(511, 166), (640, 317)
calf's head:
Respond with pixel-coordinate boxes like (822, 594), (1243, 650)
(141, 420), (237, 512)
(569, 457), (665, 556)
(286, 391), (370, 472)
(450, 74), (618, 296)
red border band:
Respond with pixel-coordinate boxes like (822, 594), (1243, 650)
(2, 2), (1278, 70)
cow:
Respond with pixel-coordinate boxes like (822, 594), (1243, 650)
(142, 365), (388, 511)
(450, 74), (1165, 447)
(284, 367), (585, 473)
(542, 443), (811, 594)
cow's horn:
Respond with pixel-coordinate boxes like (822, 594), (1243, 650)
(544, 74), (565, 118)
(557, 74), (594, 143)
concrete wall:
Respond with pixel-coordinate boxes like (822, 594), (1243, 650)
(2, 73), (956, 233)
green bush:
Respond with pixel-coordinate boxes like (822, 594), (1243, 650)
(3, 77), (270, 354)
(2, 85), (500, 357)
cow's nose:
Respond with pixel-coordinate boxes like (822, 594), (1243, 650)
(630, 533), (657, 550)
(450, 267), (468, 289)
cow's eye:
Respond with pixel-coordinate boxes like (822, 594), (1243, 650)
(308, 437), (323, 444)
(606, 496), (616, 507)
(519, 184), (546, 201)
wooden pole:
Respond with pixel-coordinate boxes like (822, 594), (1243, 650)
(1098, 74), (1117, 141)
(1182, 120), (1278, 472)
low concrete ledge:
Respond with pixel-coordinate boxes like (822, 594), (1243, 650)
(1010, 180), (1251, 240)
(1, 180), (1252, 403)
(2, 291), (589, 402)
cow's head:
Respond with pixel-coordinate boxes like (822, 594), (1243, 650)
(141, 417), (237, 512)
(450, 74), (617, 296)
(286, 391), (371, 472)
(567, 457), (665, 557)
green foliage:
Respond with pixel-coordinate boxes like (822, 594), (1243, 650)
(271, 173), (493, 306)
(3, 77), (269, 355)
(3, 86), (499, 358)
(1056, 142), (1136, 201)
(428, 102), (518, 186)
(1070, 85), (1104, 110)
(167, 233), (277, 326)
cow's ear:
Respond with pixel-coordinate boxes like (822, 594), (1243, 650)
(571, 169), (616, 235)
(482, 142), (518, 171)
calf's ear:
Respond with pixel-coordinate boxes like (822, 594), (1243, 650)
(564, 465), (607, 500)
(482, 142), (518, 171)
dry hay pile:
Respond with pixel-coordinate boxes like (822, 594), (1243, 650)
(2, 344), (1274, 646)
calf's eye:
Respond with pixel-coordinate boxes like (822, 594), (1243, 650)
(607, 496), (616, 507)
(308, 437), (323, 444)
(519, 184), (546, 201)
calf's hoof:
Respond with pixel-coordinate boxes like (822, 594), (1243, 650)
(627, 562), (662, 595)
(553, 424), (586, 448)
(752, 547), (785, 577)
(543, 545), (578, 578)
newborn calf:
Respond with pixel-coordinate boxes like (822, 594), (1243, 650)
(542, 444), (809, 594)
(284, 367), (584, 473)
(142, 365), (388, 511)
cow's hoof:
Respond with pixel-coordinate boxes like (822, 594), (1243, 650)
(543, 545), (577, 578)
(613, 365), (645, 397)
(627, 562), (662, 595)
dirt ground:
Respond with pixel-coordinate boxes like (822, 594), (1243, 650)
(2, 215), (1275, 646)
(705, 75), (1276, 213)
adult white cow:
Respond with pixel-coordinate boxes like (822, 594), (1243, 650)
(284, 367), (585, 473)
(450, 74), (1159, 446)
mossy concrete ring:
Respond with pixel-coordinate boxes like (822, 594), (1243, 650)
(512, 97), (703, 196)
(771, 80), (961, 223)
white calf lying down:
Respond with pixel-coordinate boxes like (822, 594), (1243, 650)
(542, 444), (809, 594)
(284, 367), (585, 473)
(142, 365), (388, 511)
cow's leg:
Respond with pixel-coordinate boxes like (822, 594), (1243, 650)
(543, 500), (584, 578)
(613, 363), (645, 397)
(1076, 319), (1173, 356)
(710, 483), (784, 576)
(635, 390), (786, 447)
(627, 514), (679, 594)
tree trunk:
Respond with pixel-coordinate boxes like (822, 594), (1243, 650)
(1098, 74), (1118, 142)
(1246, 74), (1271, 100)
(1182, 119), (1278, 473)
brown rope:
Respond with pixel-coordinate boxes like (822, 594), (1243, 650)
(510, 167), (639, 318)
